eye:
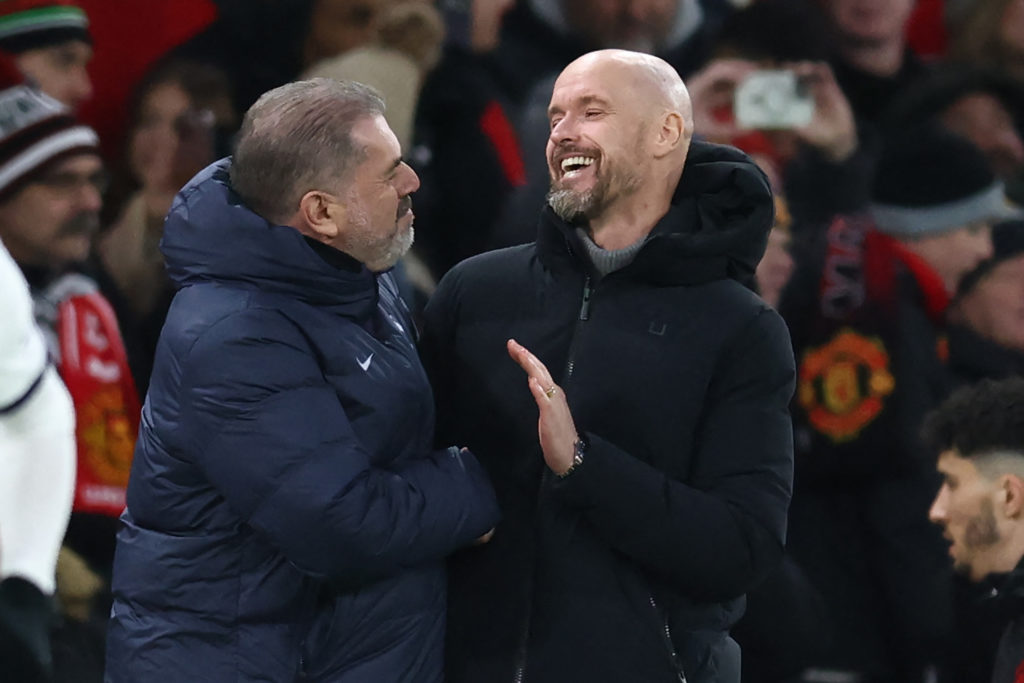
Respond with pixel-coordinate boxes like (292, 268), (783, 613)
(584, 109), (604, 119)
(549, 116), (563, 130)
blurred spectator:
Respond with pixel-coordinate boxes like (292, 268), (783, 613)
(884, 65), (1024, 202)
(816, 0), (927, 125)
(785, 128), (1019, 682)
(302, 0), (390, 69)
(0, 0), (92, 110)
(948, 0), (1024, 84)
(305, 1), (444, 150)
(94, 58), (236, 397)
(949, 220), (1024, 385)
(0, 238), (76, 683)
(411, 0), (522, 277)
(0, 55), (134, 683)
(75, 0), (217, 163)
(688, 0), (875, 260)
(923, 377), (1024, 683)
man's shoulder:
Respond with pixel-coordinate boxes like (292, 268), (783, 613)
(439, 244), (538, 291)
(163, 285), (313, 359)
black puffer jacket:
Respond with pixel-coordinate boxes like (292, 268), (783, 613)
(421, 142), (796, 683)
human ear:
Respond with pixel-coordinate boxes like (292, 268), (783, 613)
(653, 111), (685, 158)
(1002, 474), (1024, 518)
(298, 190), (341, 241)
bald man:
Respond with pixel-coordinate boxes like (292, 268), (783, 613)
(421, 50), (795, 683)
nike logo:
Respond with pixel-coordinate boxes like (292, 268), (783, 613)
(357, 354), (373, 372)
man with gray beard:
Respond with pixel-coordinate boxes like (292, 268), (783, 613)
(925, 378), (1024, 683)
(423, 49), (795, 683)
(105, 78), (499, 682)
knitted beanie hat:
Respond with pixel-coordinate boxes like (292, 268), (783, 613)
(0, 50), (97, 199)
(0, 0), (89, 54)
(870, 126), (1023, 238)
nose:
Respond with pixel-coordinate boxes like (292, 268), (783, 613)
(77, 178), (103, 213)
(549, 115), (577, 146)
(70, 67), (93, 108)
(928, 485), (949, 525)
(401, 162), (420, 195)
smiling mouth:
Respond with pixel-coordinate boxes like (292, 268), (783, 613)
(560, 155), (596, 177)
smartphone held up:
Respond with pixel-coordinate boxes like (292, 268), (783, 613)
(734, 70), (815, 130)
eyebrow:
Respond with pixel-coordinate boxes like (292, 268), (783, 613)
(548, 94), (612, 118)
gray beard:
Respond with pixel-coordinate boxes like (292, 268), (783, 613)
(547, 188), (596, 223)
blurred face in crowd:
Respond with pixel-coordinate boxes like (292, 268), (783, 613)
(16, 40), (93, 111)
(821, 0), (914, 47)
(930, 449), (1018, 582)
(546, 55), (651, 223)
(304, 0), (386, 66)
(0, 154), (103, 270)
(561, 0), (677, 53)
(940, 93), (1024, 181)
(909, 222), (994, 296)
(328, 114), (419, 271)
(958, 254), (1024, 352)
(130, 80), (222, 198)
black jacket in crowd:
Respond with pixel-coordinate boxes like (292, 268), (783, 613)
(421, 141), (796, 683)
(782, 224), (954, 680)
(986, 557), (1024, 683)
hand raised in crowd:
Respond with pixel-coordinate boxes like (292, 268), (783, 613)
(687, 58), (760, 143)
(506, 339), (578, 476)
(790, 61), (858, 163)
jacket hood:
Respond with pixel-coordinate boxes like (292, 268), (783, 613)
(539, 140), (774, 287)
(161, 159), (378, 318)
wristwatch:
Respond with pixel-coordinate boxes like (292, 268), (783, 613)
(558, 435), (587, 478)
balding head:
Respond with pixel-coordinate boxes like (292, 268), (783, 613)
(545, 50), (692, 238)
(559, 49), (692, 134)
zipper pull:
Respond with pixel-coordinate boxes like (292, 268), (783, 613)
(579, 278), (592, 321)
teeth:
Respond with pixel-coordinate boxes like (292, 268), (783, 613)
(560, 156), (595, 172)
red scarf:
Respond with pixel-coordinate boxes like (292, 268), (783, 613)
(864, 229), (950, 324)
(57, 291), (139, 517)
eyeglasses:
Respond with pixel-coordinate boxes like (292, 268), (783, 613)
(32, 168), (109, 195)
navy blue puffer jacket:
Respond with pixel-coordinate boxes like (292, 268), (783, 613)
(105, 160), (500, 682)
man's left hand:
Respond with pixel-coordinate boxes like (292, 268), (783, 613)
(507, 339), (577, 475)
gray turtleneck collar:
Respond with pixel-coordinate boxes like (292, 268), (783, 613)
(574, 227), (647, 278)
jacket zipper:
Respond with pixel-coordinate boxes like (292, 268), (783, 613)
(511, 276), (593, 683)
(649, 594), (687, 682)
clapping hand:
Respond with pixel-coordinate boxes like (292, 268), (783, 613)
(506, 339), (577, 476)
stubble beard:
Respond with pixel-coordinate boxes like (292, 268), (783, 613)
(954, 498), (1001, 577)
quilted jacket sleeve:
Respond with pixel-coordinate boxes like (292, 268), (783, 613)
(177, 310), (500, 582)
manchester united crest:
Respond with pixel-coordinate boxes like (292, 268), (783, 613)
(798, 329), (895, 443)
